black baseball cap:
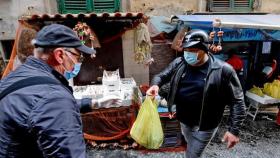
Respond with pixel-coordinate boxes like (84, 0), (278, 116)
(32, 24), (96, 55)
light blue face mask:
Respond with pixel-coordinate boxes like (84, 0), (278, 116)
(64, 63), (82, 80)
(183, 51), (199, 65)
(63, 51), (82, 80)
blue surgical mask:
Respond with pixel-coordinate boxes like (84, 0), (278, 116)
(63, 50), (82, 80)
(184, 51), (199, 65)
(64, 63), (82, 80)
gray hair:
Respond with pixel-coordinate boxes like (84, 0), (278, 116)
(33, 47), (55, 61)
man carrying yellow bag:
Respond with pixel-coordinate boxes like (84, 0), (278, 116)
(130, 96), (164, 149)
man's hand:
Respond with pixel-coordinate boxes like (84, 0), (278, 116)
(222, 131), (240, 149)
(92, 95), (122, 109)
(168, 112), (176, 119)
(146, 85), (159, 99)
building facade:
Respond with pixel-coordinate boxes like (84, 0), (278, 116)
(1, 0), (280, 83)
(0, 0), (57, 64)
(130, 0), (280, 16)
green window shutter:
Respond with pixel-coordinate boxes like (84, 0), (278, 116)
(211, 0), (231, 12)
(210, 0), (253, 12)
(232, 0), (253, 12)
(58, 0), (93, 14)
(93, 0), (120, 13)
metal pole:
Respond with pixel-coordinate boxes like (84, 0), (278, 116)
(213, 18), (280, 30)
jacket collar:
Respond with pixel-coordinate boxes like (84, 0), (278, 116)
(208, 53), (223, 70)
(25, 56), (73, 93)
(25, 56), (53, 72)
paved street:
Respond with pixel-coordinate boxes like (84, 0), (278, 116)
(87, 119), (280, 158)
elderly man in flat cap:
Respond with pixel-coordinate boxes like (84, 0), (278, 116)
(0, 24), (121, 158)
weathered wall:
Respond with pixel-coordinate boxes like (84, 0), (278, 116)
(0, 0), (57, 40)
(129, 0), (280, 15)
(122, 30), (149, 85)
(121, 0), (132, 12)
(258, 0), (280, 13)
(130, 0), (205, 16)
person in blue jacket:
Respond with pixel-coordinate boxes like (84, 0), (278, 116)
(0, 24), (121, 158)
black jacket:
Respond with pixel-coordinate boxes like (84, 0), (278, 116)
(151, 54), (246, 136)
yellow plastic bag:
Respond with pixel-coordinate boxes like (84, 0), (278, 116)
(130, 96), (163, 149)
(263, 83), (271, 96)
(249, 85), (264, 97)
(263, 80), (280, 99)
(271, 80), (280, 99)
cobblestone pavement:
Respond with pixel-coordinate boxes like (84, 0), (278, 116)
(87, 117), (280, 158)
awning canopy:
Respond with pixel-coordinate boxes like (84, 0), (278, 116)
(148, 16), (177, 37)
(21, 12), (144, 21)
(176, 14), (280, 41)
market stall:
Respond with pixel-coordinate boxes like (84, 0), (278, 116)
(73, 76), (142, 142)
(1, 12), (153, 145)
(246, 91), (280, 120)
(1, 12), (188, 150)
(2, 12), (147, 84)
(174, 13), (280, 122)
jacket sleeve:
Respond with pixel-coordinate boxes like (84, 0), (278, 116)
(224, 65), (246, 136)
(76, 98), (92, 113)
(29, 92), (86, 158)
(151, 57), (183, 87)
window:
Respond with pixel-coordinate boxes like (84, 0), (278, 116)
(58, 0), (92, 14)
(58, 0), (120, 14)
(210, 0), (253, 12)
(93, 0), (120, 13)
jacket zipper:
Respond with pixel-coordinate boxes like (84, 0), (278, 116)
(198, 60), (212, 131)
(171, 61), (186, 108)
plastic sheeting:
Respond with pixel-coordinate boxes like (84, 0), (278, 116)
(147, 16), (177, 37)
(176, 14), (280, 41)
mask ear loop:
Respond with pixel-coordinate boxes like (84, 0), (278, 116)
(61, 50), (77, 73)
(64, 50), (79, 64)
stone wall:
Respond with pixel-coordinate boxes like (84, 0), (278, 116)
(0, 0), (57, 40)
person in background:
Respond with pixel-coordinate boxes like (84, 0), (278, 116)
(0, 24), (121, 158)
(253, 58), (277, 87)
(146, 29), (246, 158)
(261, 59), (277, 80)
(226, 48), (244, 73)
(12, 27), (37, 70)
(226, 48), (245, 90)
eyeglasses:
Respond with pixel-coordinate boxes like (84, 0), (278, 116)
(63, 48), (84, 62)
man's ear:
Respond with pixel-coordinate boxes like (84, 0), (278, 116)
(53, 48), (64, 64)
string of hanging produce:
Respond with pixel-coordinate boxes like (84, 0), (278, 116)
(73, 22), (96, 57)
(134, 22), (153, 66)
(209, 18), (224, 53)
